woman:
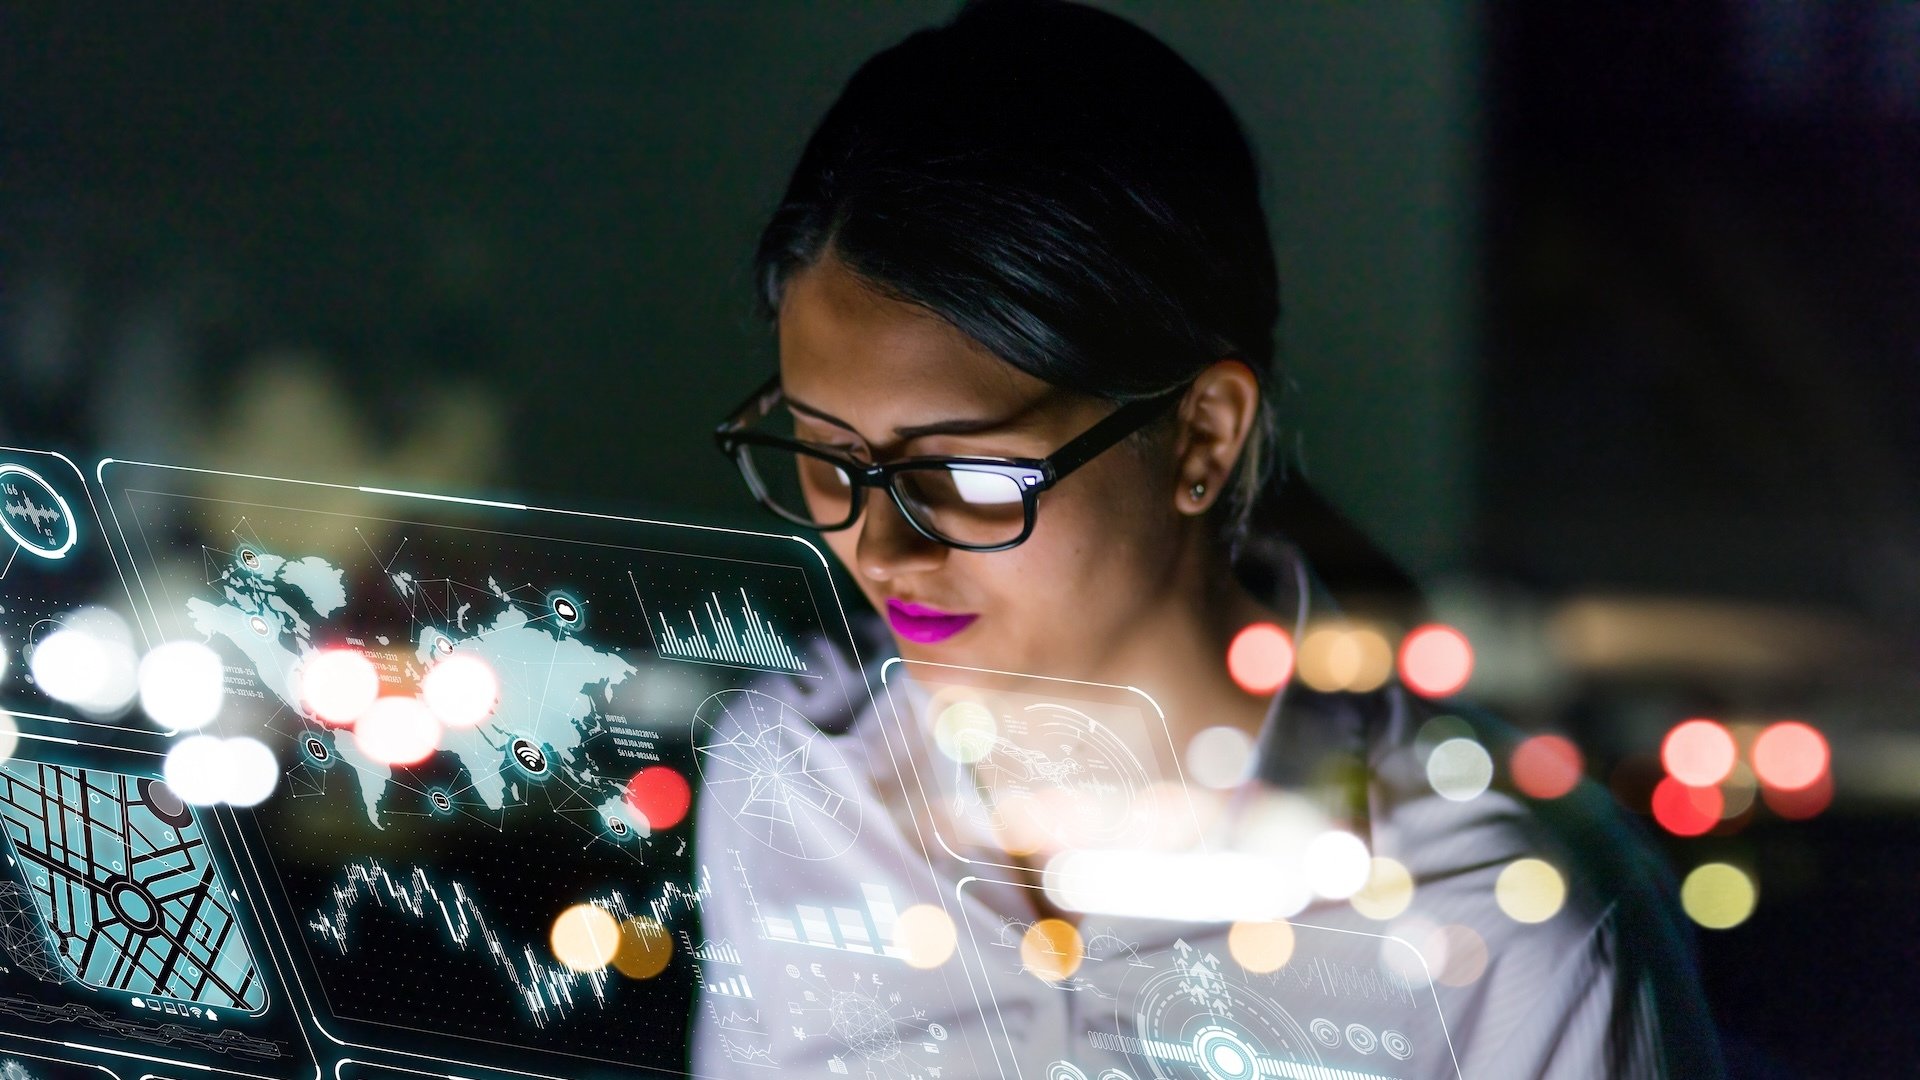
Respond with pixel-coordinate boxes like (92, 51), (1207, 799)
(694, 2), (1721, 1076)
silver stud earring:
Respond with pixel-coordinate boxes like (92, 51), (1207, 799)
(1189, 481), (1207, 502)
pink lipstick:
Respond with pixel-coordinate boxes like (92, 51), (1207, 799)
(885, 599), (979, 644)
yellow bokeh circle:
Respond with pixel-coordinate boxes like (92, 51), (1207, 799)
(1494, 858), (1567, 924)
(550, 903), (621, 972)
(1019, 918), (1083, 983)
(1228, 919), (1296, 974)
(1681, 863), (1757, 930)
(1349, 857), (1416, 921)
(894, 903), (958, 970)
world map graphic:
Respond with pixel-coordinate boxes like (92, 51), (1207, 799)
(186, 546), (641, 837)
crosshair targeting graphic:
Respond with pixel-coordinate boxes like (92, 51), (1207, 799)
(1087, 941), (1331, 1080)
(693, 689), (861, 860)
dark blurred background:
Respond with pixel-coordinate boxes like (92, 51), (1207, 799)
(3, 2), (1914, 1075)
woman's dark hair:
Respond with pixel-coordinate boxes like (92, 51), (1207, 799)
(753, 0), (1421, 606)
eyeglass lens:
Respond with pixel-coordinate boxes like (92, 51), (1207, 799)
(737, 436), (1029, 546)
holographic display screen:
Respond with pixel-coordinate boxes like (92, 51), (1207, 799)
(100, 462), (869, 1077)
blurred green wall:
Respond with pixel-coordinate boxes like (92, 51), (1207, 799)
(5, 0), (1477, 578)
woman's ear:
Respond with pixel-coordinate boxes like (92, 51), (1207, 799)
(1171, 359), (1261, 516)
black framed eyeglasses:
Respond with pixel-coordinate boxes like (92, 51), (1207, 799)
(713, 375), (1186, 552)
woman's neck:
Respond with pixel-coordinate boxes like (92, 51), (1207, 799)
(1090, 538), (1281, 754)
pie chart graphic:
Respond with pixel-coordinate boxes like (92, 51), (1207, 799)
(692, 688), (861, 860)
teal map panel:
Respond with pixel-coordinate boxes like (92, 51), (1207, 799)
(0, 762), (265, 1013)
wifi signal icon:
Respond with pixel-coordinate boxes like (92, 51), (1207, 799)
(509, 737), (549, 777)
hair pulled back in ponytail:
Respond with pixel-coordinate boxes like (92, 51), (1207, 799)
(753, 0), (1419, 605)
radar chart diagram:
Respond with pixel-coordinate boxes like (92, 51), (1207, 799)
(1088, 939), (1329, 1080)
(0, 763), (265, 1011)
(693, 689), (860, 860)
(961, 702), (1154, 850)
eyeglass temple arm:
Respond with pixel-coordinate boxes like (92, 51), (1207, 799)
(1041, 388), (1186, 484)
(716, 374), (784, 435)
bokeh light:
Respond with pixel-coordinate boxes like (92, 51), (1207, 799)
(1397, 624), (1474, 698)
(1762, 769), (1833, 820)
(1510, 734), (1583, 800)
(1227, 919), (1295, 973)
(1382, 915), (1441, 983)
(1414, 715), (1475, 760)
(612, 916), (673, 979)
(1344, 626), (1395, 693)
(624, 765), (692, 831)
(353, 696), (442, 766)
(420, 653), (498, 728)
(894, 904), (958, 970)
(1429, 923), (1489, 987)
(1303, 830), (1371, 899)
(1651, 777), (1723, 836)
(1752, 721), (1829, 791)
(550, 903), (620, 972)
(223, 737), (279, 806)
(1426, 737), (1493, 802)
(163, 735), (230, 805)
(138, 641), (226, 731)
(990, 792), (1047, 857)
(1349, 857), (1415, 921)
(1495, 858), (1567, 923)
(1681, 863), (1758, 930)
(300, 649), (380, 725)
(1662, 718), (1737, 787)
(1718, 761), (1758, 820)
(1296, 625), (1354, 692)
(1226, 622), (1294, 694)
(933, 697), (997, 763)
(31, 627), (138, 714)
(1186, 725), (1255, 789)
(1019, 918), (1083, 983)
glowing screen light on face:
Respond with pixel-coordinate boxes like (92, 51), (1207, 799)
(950, 467), (1024, 505)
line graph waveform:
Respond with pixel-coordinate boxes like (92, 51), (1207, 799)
(308, 860), (704, 1027)
(3, 492), (58, 532)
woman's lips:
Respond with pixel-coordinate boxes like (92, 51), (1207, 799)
(885, 599), (979, 644)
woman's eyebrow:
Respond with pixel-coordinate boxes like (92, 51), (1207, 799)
(785, 392), (1042, 442)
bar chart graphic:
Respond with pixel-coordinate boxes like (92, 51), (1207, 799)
(705, 973), (755, 999)
(636, 584), (809, 674)
(758, 883), (908, 959)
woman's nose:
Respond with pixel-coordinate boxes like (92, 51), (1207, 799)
(854, 491), (947, 581)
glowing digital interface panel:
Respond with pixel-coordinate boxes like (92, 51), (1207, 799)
(0, 447), (143, 728)
(95, 460), (993, 1079)
(879, 661), (1203, 873)
(956, 879), (1462, 1080)
(0, 735), (311, 1077)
